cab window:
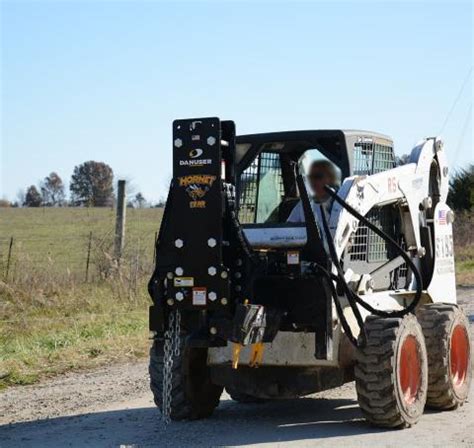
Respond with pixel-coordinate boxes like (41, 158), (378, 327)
(238, 148), (342, 224)
(238, 152), (284, 224)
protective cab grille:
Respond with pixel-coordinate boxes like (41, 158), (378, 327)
(353, 142), (395, 175)
(348, 206), (408, 289)
(349, 208), (393, 262)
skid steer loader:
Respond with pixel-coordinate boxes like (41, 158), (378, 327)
(148, 117), (471, 427)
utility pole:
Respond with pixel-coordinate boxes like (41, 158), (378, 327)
(114, 180), (126, 261)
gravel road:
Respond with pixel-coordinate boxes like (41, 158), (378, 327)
(1, 287), (473, 448)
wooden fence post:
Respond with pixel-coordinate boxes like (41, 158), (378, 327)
(114, 180), (126, 262)
(5, 236), (13, 281)
(85, 231), (92, 282)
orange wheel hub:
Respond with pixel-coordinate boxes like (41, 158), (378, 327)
(399, 335), (421, 404)
(451, 324), (469, 390)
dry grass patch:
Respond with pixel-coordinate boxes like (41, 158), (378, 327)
(0, 282), (150, 389)
(453, 212), (474, 286)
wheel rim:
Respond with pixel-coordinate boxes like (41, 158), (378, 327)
(399, 335), (421, 405)
(451, 324), (469, 390)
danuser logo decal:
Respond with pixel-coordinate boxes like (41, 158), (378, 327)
(178, 175), (216, 208)
(189, 148), (203, 158)
(179, 159), (212, 167)
(179, 148), (211, 167)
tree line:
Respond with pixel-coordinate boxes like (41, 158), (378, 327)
(3, 160), (148, 208)
(1, 160), (472, 212)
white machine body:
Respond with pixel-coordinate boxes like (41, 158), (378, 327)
(209, 137), (456, 367)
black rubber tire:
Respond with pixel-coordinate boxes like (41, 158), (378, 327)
(355, 314), (428, 428)
(417, 303), (471, 410)
(226, 388), (266, 404)
(149, 338), (223, 420)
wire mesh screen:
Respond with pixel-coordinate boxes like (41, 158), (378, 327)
(349, 207), (393, 262)
(373, 143), (396, 173)
(348, 218), (369, 261)
(353, 142), (395, 175)
(353, 143), (373, 175)
(238, 157), (259, 224)
(367, 208), (393, 262)
(238, 152), (284, 224)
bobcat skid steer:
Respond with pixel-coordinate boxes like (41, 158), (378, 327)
(148, 117), (471, 427)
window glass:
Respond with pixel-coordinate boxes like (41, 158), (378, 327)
(299, 148), (342, 187)
(256, 153), (284, 222)
(238, 152), (284, 224)
(238, 157), (259, 223)
(239, 149), (343, 224)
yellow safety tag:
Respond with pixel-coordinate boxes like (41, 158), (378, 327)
(249, 342), (265, 368)
(232, 343), (242, 369)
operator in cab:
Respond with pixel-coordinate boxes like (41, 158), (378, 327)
(287, 159), (339, 225)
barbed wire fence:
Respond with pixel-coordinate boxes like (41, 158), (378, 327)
(1, 181), (471, 294)
(0, 181), (161, 298)
(0, 228), (157, 291)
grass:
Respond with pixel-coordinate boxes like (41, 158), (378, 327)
(0, 207), (162, 389)
(0, 207), (163, 282)
(0, 207), (472, 389)
(453, 211), (474, 286)
(455, 253), (474, 285)
(0, 283), (149, 389)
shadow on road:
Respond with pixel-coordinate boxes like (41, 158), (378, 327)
(0, 396), (388, 448)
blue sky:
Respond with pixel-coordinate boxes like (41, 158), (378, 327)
(1, 0), (472, 203)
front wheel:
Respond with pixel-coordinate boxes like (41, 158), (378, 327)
(355, 314), (428, 428)
(417, 303), (471, 409)
(149, 337), (223, 420)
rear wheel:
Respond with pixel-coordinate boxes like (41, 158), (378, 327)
(149, 337), (223, 420)
(417, 303), (471, 409)
(355, 314), (428, 428)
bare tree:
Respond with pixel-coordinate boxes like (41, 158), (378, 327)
(41, 172), (65, 206)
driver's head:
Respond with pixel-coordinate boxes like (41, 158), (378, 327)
(308, 160), (338, 201)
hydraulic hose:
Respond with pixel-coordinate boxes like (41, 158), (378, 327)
(322, 185), (422, 318)
(319, 207), (368, 345)
(225, 184), (257, 265)
(308, 261), (360, 347)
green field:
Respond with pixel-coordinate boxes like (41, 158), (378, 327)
(451, 211), (474, 286)
(456, 251), (474, 285)
(0, 207), (472, 389)
(0, 207), (163, 388)
(0, 207), (163, 281)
